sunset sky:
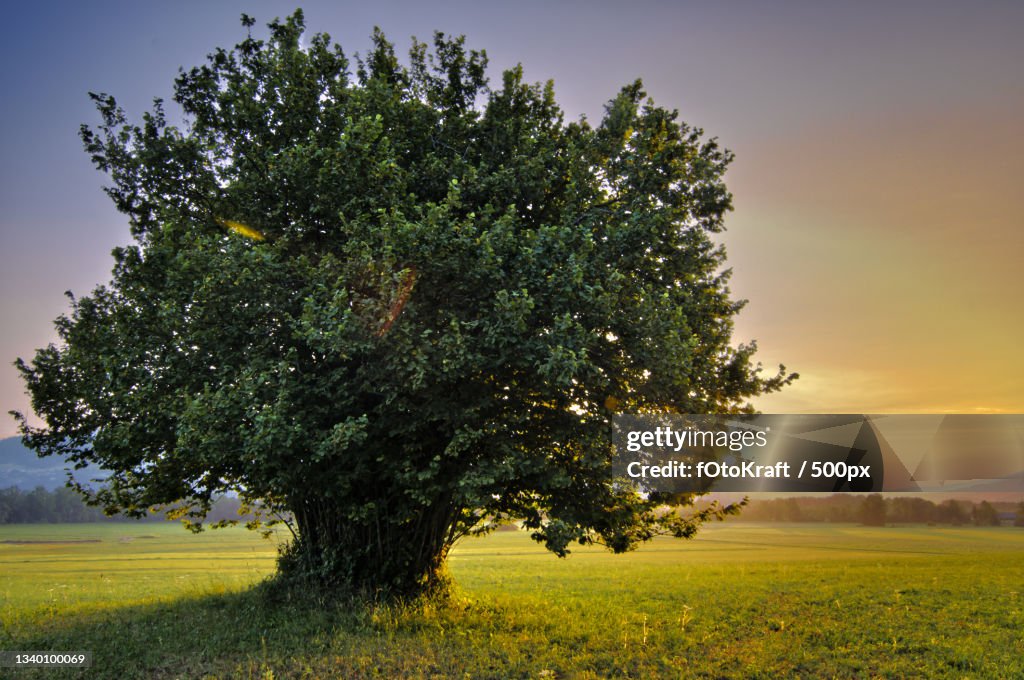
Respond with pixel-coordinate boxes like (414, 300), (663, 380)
(2, 1), (1022, 437)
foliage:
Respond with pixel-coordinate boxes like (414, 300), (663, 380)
(886, 496), (939, 524)
(936, 499), (967, 526)
(12, 10), (791, 595)
(971, 500), (1000, 526)
(0, 487), (247, 525)
(0, 486), (106, 524)
(738, 495), (1018, 526)
(859, 494), (887, 527)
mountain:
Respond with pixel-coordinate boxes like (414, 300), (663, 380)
(0, 436), (107, 490)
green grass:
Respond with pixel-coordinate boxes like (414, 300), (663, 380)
(2, 523), (1023, 678)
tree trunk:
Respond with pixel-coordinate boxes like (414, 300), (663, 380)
(279, 496), (459, 598)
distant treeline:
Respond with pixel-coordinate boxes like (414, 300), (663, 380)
(0, 486), (253, 525)
(738, 494), (1024, 527)
(6, 485), (1023, 529)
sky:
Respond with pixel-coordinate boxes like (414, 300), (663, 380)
(2, 1), (1022, 437)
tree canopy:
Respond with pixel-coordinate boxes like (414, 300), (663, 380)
(859, 494), (887, 527)
(14, 10), (792, 595)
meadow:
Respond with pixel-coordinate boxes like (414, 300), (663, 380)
(1, 522), (1023, 678)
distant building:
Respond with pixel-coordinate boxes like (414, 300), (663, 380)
(996, 511), (1017, 526)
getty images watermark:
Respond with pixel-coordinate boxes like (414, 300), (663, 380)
(612, 414), (1024, 494)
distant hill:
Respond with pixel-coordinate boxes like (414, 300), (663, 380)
(0, 436), (107, 490)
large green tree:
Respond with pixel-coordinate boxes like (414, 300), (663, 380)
(14, 11), (792, 596)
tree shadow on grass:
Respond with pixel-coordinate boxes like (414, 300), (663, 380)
(5, 581), (663, 679)
(6, 583), (454, 679)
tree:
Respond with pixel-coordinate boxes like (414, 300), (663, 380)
(937, 499), (966, 526)
(971, 500), (999, 527)
(780, 498), (803, 522)
(888, 496), (935, 524)
(860, 494), (887, 527)
(13, 11), (792, 596)
(1016, 502), (1024, 528)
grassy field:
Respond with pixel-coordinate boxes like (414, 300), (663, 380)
(2, 522), (1023, 678)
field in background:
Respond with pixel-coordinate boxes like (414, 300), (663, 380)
(2, 523), (1023, 678)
